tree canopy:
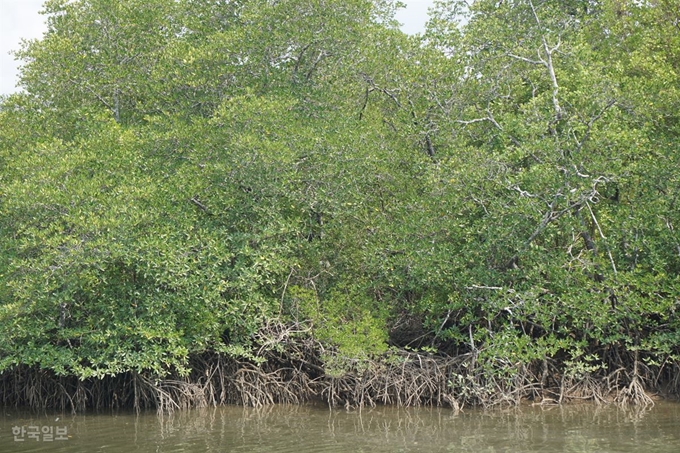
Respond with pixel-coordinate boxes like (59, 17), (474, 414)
(1, 0), (678, 407)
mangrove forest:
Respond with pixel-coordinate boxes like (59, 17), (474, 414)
(0, 0), (679, 412)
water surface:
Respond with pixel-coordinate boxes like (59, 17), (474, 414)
(2, 402), (680, 452)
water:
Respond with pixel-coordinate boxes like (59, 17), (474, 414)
(2, 402), (680, 452)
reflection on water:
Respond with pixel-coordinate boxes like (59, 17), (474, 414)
(2, 401), (680, 452)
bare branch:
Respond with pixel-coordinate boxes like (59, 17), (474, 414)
(305, 50), (328, 81)
(586, 201), (617, 274)
(507, 53), (545, 66)
(293, 42), (313, 78)
(453, 117), (491, 125)
(454, 109), (521, 147)
(510, 185), (538, 198)
(528, 0), (563, 121)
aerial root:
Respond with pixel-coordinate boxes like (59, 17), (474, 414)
(0, 323), (668, 412)
(612, 353), (655, 407)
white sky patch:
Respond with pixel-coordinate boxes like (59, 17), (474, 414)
(395, 0), (435, 35)
(0, 0), (47, 95)
(0, 0), (436, 96)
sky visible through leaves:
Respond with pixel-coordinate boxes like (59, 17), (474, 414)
(0, 0), (435, 95)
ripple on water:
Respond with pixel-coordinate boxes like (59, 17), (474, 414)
(2, 402), (680, 453)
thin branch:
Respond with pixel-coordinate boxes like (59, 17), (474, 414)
(305, 50), (328, 81)
(454, 109), (521, 147)
(280, 266), (295, 316)
(510, 185), (538, 198)
(293, 42), (313, 78)
(528, 0), (562, 121)
(71, 78), (113, 111)
(507, 53), (545, 66)
(575, 99), (617, 153)
(435, 310), (452, 340)
(359, 72), (404, 110)
(189, 196), (211, 214)
(453, 117), (490, 125)
(505, 190), (587, 269)
(466, 285), (503, 290)
(358, 86), (374, 120)
(378, 87), (404, 109)
(586, 201), (617, 274)
(469, 324), (476, 351)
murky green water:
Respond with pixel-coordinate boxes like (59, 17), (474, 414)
(2, 402), (680, 452)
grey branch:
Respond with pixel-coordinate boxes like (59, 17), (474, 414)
(190, 196), (211, 214)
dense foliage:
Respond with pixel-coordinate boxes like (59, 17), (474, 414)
(1, 0), (678, 404)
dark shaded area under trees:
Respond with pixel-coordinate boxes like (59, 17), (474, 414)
(1, 0), (679, 412)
